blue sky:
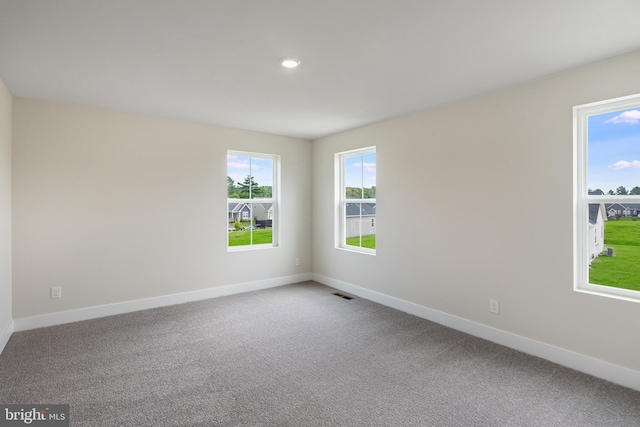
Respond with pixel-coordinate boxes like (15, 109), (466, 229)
(345, 152), (376, 189)
(227, 155), (273, 188)
(588, 108), (640, 193)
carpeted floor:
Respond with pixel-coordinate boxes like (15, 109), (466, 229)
(1, 281), (639, 426)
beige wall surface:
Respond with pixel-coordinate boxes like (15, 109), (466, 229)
(12, 99), (312, 318)
(0, 78), (11, 334)
(312, 51), (640, 371)
(7, 50), (640, 374)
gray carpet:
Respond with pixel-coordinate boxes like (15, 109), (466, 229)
(1, 281), (639, 426)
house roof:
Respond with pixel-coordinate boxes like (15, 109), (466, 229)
(228, 203), (249, 213)
(588, 204), (602, 225)
(2, 2), (640, 139)
(346, 203), (376, 217)
(228, 202), (273, 212)
(605, 203), (640, 211)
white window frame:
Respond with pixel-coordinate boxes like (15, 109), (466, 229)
(335, 146), (376, 255)
(574, 93), (640, 303)
(227, 150), (280, 251)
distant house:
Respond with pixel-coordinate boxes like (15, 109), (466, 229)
(345, 203), (376, 238)
(606, 203), (624, 218)
(588, 203), (606, 263)
(228, 203), (273, 223)
(229, 203), (251, 222)
(605, 202), (640, 218)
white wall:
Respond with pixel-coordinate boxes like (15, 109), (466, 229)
(12, 99), (312, 318)
(0, 78), (11, 343)
(312, 51), (640, 372)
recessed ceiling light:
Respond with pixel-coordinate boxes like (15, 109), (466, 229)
(280, 58), (301, 69)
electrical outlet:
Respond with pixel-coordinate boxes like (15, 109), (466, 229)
(489, 299), (499, 314)
(295, 257), (300, 266)
(51, 286), (62, 299)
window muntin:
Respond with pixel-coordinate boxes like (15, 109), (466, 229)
(574, 94), (640, 302)
(227, 152), (278, 249)
(337, 147), (376, 253)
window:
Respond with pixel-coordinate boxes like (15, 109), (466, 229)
(336, 147), (376, 254)
(574, 93), (640, 302)
(227, 151), (279, 249)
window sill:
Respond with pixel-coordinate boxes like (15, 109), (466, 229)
(575, 282), (640, 304)
(227, 244), (279, 253)
(336, 245), (376, 256)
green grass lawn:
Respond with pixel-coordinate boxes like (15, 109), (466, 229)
(346, 234), (376, 249)
(589, 218), (640, 291)
(228, 229), (273, 246)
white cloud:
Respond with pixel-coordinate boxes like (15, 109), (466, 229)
(227, 161), (263, 170)
(352, 161), (376, 172)
(605, 110), (640, 125)
(609, 160), (640, 170)
(362, 162), (376, 172)
(227, 161), (250, 169)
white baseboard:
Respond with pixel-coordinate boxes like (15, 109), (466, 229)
(0, 319), (14, 355)
(312, 273), (640, 393)
(10, 272), (640, 392)
(13, 273), (312, 332)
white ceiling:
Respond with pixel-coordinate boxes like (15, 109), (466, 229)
(1, 0), (640, 140)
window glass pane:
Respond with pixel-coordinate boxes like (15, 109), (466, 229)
(345, 202), (361, 248)
(362, 152), (376, 199)
(587, 108), (640, 196)
(251, 202), (273, 244)
(587, 209), (640, 291)
(227, 154), (250, 198)
(344, 152), (376, 199)
(228, 203), (252, 247)
(344, 155), (363, 199)
(249, 157), (273, 199)
(227, 155), (273, 199)
(345, 202), (376, 249)
(587, 217), (640, 291)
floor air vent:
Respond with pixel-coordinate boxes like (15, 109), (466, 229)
(333, 292), (353, 300)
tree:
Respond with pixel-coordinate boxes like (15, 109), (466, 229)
(233, 220), (243, 236)
(363, 186), (376, 198)
(630, 186), (640, 195)
(227, 176), (240, 198)
(345, 186), (376, 199)
(607, 190), (615, 195)
(616, 186), (628, 195)
(237, 175), (260, 198)
(345, 187), (362, 198)
(256, 185), (272, 197)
